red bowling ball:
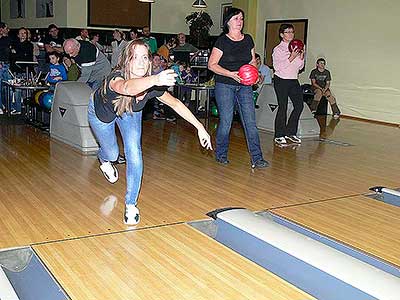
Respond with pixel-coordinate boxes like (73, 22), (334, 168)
(238, 64), (259, 86)
(288, 39), (304, 52)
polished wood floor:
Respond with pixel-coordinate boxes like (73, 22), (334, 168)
(34, 224), (314, 300)
(0, 115), (399, 299)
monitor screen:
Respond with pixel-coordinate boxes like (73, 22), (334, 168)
(172, 51), (190, 64)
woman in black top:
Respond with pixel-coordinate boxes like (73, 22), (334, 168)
(10, 27), (33, 114)
(88, 39), (212, 225)
(11, 27), (34, 74)
(208, 7), (268, 169)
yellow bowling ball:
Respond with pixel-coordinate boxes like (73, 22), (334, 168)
(34, 91), (45, 105)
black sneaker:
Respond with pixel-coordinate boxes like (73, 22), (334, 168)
(153, 112), (165, 120)
(252, 159), (270, 169)
(216, 157), (230, 165)
(116, 154), (126, 164)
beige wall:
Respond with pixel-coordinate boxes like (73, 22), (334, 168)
(1, 0), (67, 28)
(2, 0), (228, 34)
(151, 0), (228, 36)
(256, 0), (400, 124)
(67, 0), (87, 29)
(233, 0), (258, 38)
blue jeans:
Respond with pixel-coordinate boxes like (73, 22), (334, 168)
(88, 98), (143, 206)
(0, 63), (11, 109)
(214, 82), (263, 164)
(12, 73), (27, 113)
(88, 79), (103, 92)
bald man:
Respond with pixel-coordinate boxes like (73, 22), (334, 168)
(64, 38), (111, 90)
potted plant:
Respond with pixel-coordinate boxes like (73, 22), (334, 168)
(185, 11), (213, 48)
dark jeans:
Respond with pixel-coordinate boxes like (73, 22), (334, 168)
(0, 63), (11, 109)
(214, 82), (263, 164)
(273, 76), (304, 138)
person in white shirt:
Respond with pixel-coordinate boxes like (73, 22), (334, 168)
(75, 29), (89, 41)
(111, 29), (127, 68)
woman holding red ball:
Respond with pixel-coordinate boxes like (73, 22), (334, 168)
(208, 7), (269, 169)
(272, 23), (305, 146)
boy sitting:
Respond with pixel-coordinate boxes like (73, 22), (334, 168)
(309, 58), (341, 119)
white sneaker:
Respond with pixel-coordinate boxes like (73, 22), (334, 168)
(10, 109), (20, 115)
(124, 205), (140, 225)
(274, 137), (287, 145)
(285, 135), (302, 144)
(333, 113), (340, 119)
(0, 108), (3, 115)
(99, 161), (118, 184)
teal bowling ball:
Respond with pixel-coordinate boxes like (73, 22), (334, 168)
(253, 91), (259, 104)
(41, 91), (54, 111)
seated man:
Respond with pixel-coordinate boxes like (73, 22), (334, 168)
(172, 33), (199, 64)
(309, 58), (341, 119)
(255, 53), (272, 92)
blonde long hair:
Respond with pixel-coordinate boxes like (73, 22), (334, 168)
(100, 39), (152, 116)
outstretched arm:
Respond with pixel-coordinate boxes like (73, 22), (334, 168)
(158, 92), (212, 150)
(110, 69), (177, 97)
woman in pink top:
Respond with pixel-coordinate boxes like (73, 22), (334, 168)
(272, 23), (305, 146)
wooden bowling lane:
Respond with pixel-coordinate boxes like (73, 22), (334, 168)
(271, 195), (400, 267)
(1, 118), (400, 250)
(33, 224), (315, 300)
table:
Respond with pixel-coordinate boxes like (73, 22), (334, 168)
(1, 80), (48, 116)
(177, 83), (214, 129)
(191, 65), (208, 85)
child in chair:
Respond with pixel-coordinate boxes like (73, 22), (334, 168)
(47, 51), (67, 87)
